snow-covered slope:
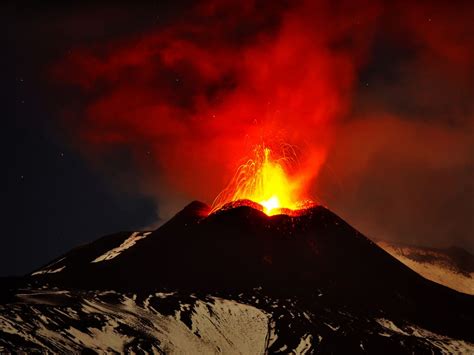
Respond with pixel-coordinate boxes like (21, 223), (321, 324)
(0, 290), (268, 353)
(1, 288), (473, 353)
(377, 241), (474, 295)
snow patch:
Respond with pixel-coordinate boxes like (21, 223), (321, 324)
(66, 319), (131, 353)
(377, 241), (474, 295)
(376, 318), (474, 353)
(189, 298), (269, 354)
(324, 322), (340, 331)
(294, 334), (312, 354)
(0, 291), (270, 353)
(91, 232), (152, 263)
(31, 266), (66, 276)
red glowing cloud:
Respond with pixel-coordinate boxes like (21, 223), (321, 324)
(52, 0), (380, 215)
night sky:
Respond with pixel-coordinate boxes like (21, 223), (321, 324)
(5, 1), (474, 276)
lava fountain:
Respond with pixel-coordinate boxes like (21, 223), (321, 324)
(211, 144), (314, 215)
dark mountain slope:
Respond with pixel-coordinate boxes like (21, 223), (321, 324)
(23, 201), (473, 341)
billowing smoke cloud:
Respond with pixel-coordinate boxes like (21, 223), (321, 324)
(52, 0), (379, 219)
(317, 1), (474, 251)
(52, 0), (473, 251)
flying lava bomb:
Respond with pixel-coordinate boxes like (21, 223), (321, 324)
(211, 144), (314, 216)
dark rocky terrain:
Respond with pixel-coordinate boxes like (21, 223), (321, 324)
(1, 201), (473, 353)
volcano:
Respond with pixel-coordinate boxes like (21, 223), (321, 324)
(1, 202), (473, 353)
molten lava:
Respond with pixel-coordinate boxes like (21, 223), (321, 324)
(211, 145), (312, 216)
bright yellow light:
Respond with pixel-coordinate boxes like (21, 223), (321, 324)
(211, 145), (308, 215)
(259, 196), (280, 215)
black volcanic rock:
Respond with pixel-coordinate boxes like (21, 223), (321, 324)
(1, 201), (473, 353)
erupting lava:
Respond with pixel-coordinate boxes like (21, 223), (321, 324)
(211, 145), (312, 216)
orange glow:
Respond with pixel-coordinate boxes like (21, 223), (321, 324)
(211, 145), (312, 215)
